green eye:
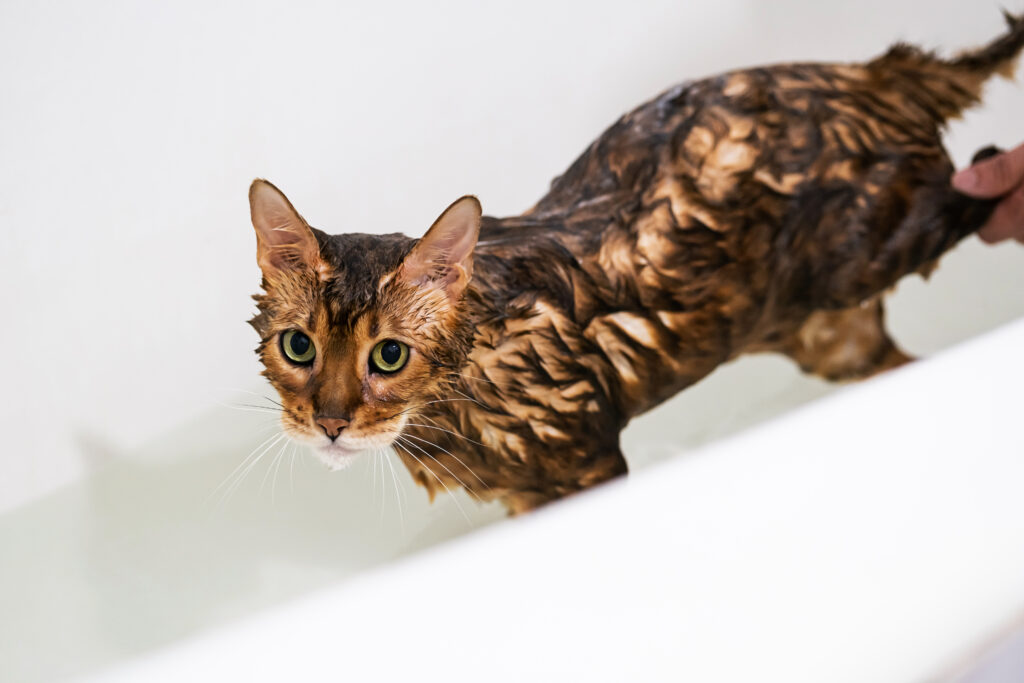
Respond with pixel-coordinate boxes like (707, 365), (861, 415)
(370, 339), (409, 374)
(281, 329), (316, 365)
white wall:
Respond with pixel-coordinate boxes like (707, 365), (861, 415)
(2, 0), (1022, 512)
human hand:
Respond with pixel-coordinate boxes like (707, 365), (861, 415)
(952, 142), (1024, 244)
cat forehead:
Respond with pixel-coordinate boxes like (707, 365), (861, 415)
(260, 282), (388, 338)
(319, 231), (415, 279)
(257, 231), (417, 327)
(315, 230), (416, 312)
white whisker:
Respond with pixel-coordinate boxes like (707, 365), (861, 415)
(400, 432), (490, 490)
(413, 397), (485, 410)
(288, 442), (297, 494)
(405, 422), (487, 448)
(448, 370), (516, 389)
(261, 436), (289, 500)
(218, 402), (283, 414)
(269, 437), (289, 502)
(450, 388), (487, 408)
(394, 442), (472, 526)
(208, 430), (282, 506)
(384, 450), (406, 534)
(215, 387), (284, 408)
(395, 435), (483, 503)
(372, 447), (380, 506)
(215, 432), (287, 509)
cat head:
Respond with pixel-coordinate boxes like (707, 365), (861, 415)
(248, 179), (480, 471)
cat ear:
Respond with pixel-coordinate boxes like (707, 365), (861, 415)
(398, 195), (481, 298)
(249, 179), (328, 280)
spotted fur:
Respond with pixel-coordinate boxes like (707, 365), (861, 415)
(251, 14), (1023, 513)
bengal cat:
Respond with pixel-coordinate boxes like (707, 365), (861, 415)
(248, 13), (1023, 513)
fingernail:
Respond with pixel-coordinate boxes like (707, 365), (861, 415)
(953, 168), (977, 190)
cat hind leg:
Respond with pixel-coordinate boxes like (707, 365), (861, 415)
(780, 298), (913, 382)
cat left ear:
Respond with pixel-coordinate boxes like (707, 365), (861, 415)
(398, 195), (481, 298)
(249, 179), (328, 280)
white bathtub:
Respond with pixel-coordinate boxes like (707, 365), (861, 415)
(10, 317), (1019, 683)
(2, 1), (1024, 681)
(3, 285), (1024, 682)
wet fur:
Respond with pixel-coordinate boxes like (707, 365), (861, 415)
(252, 14), (1024, 513)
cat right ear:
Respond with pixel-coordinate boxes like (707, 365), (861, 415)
(249, 179), (328, 280)
(397, 195), (482, 299)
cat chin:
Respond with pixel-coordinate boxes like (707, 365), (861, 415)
(313, 445), (363, 472)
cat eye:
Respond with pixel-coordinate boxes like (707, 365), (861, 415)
(281, 329), (316, 365)
(370, 339), (409, 374)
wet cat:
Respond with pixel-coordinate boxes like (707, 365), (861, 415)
(249, 14), (1023, 513)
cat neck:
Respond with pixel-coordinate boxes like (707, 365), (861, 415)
(470, 199), (649, 320)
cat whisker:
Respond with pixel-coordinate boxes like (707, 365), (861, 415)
(383, 449), (406, 534)
(226, 433), (287, 501)
(208, 429), (283, 504)
(237, 402), (283, 412)
(399, 432), (491, 491)
(379, 397), (487, 424)
(394, 435), (484, 502)
(450, 388), (487, 408)
(410, 397), (487, 411)
(269, 437), (290, 502)
(372, 448), (381, 507)
(378, 449), (390, 529)
(246, 420), (287, 437)
(372, 449), (382, 528)
(212, 431), (287, 509)
(288, 441), (297, 494)
(404, 422), (488, 449)
(377, 449), (386, 519)
(260, 435), (290, 500)
(215, 387), (284, 408)
(259, 446), (281, 498)
(447, 371), (516, 389)
(379, 404), (428, 422)
(393, 442), (472, 526)
(417, 414), (445, 429)
(220, 402), (283, 414)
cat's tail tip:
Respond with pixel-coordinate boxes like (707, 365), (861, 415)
(870, 9), (1024, 121)
(951, 8), (1024, 79)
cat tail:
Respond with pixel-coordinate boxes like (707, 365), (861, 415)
(868, 9), (1024, 122)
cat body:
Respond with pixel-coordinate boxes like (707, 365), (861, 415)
(250, 15), (1024, 513)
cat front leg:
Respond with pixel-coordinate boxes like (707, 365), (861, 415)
(501, 445), (628, 515)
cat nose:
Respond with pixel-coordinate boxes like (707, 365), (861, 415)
(315, 416), (350, 441)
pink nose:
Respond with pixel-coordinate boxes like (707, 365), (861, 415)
(315, 416), (350, 441)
